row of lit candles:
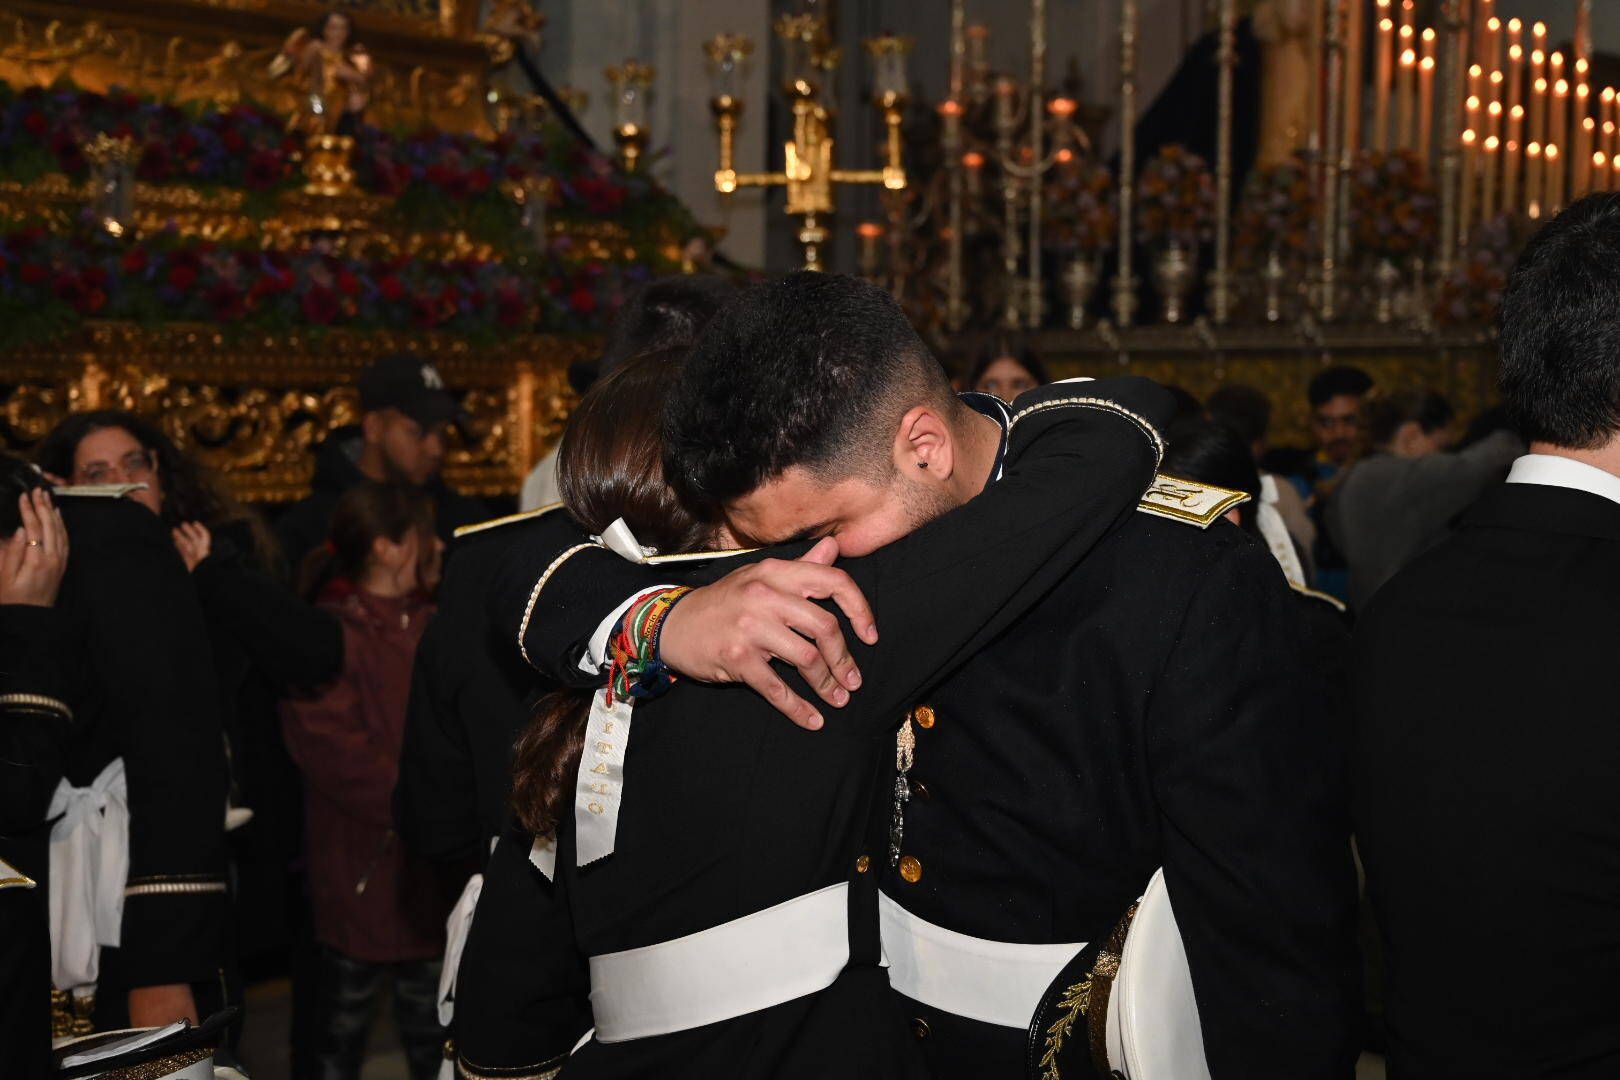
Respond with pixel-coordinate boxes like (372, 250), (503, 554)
(1371, 0), (1437, 161)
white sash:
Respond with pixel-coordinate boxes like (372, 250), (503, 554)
(438, 871), (484, 1026)
(47, 758), (129, 997)
(1258, 475), (1307, 588)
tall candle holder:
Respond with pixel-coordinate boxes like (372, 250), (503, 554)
(604, 60), (654, 174)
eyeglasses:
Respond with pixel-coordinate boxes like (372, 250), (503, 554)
(77, 449), (155, 485)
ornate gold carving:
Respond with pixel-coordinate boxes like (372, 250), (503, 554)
(50, 987), (96, 1040)
(0, 323), (592, 503)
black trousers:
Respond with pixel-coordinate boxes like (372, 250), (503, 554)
(308, 947), (444, 1080)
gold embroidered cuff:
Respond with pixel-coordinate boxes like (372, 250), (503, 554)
(125, 875), (228, 898)
(0, 691), (73, 722)
(456, 1051), (568, 1080)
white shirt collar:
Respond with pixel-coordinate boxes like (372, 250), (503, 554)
(1505, 453), (1620, 509)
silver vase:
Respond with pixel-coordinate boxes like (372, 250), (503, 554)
(1152, 241), (1196, 324)
(1061, 255), (1101, 329)
(1261, 247), (1289, 323)
(1371, 257), (1402, 324)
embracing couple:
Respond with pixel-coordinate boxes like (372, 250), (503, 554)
(451, 272), (1359, 1079)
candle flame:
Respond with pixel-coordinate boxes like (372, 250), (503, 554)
(938, 99), (963, 117)
(1470, 63), (1483, 78)
(1485, 135), (1501, 150)
(1532, 50), (1545, 66)
(1047, 97), (1078, 118)
(1535, 78), (1548, 94)
(1380, 18), (1394, 31)
(1557, 80), (1570, 96)
(1611, 158), (1620, 174)
(1488, 17), (1501, 31)
(1511, 104), (1525, 120)
(1508, 17), (1522, 32)
(856, 222), (884, 239)
(1421, 57), (1435, 72)
(1532, 21), (1547, 37)
(1055, 148), (1075, 163)
(1463, 129), (1478, 144)
(1510, 45), (1523, 61)
(1422, 28), (1436, 43)
(1528, 142), (1542, 157)
(1578, 58), (1591, 76)
(962, 151), (985, 168)
(1596, 152), (1608, 168)
(1467, 95), (1481, 110)
(1585, 117), (1597, 132)
(1489, 101), (1504, 117)
(1401, 49), (1417, 66)
(1547, 144), (1560, 161)
(1606, 87), (1618, 103)
(1491, 70), (1505, 86)
(1552, 51), (1565, 67)
(1579, 85), (1591, 101)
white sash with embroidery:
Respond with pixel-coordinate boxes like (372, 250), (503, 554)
(47, 758), (129, 997)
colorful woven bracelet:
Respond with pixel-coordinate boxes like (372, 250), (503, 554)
(607, 586), (693, 704)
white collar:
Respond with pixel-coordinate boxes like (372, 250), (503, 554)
(1505, 453), (1620, 509)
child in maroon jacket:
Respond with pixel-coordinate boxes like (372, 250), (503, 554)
(282, 481), (447, 1080)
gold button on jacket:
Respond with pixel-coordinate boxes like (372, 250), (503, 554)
(898, 855), (923, 883)
(911, 704), (936, 729)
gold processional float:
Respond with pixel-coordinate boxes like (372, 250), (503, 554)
(0, 1), (1597, 492)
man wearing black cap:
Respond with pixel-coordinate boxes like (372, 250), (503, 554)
(275, 355), (489, 572)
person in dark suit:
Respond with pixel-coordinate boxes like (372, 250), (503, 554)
(0, 466), (73, 1077)
(1354, 191), (1620, 1078)
(492, 274), (1360, 1078)
(463, 339), (1174, 1078)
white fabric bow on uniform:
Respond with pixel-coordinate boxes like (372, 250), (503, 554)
(47, 758), (129, 997)
(1258, 474), (1307, 588)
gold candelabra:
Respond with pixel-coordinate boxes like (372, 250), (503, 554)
(704, 16), (910, 272)
(604, 59), (654, 174)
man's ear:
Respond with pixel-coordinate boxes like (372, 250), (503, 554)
(361, 410), (384, 445)
(894, 405), (955, 481)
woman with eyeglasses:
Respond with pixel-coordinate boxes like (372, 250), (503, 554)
(36, 411), (344, 1051)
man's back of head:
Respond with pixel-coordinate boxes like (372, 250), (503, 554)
(600, 275), (735, 376)
(663, 271), (958, 513)
(1499, 192), (1620, 452)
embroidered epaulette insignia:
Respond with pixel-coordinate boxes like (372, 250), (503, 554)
(51, 483), (148, 499)
(1136, 473), (1250, 528)
(1290, 581), (1349, 613)
(453, 502), (564, 540)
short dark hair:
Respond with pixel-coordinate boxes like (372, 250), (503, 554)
(1308, 366), (1374, 409)
(601, 275), (734, 374)
(1162, 419), (1260, 532)
(1499, 193), (1620, 448)
(663, 271), (956, 507)
(1207, 384), (1272, 447)
(1361, 391), (1454, 448)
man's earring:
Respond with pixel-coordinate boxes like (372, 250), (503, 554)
(917, 461), (929, 469)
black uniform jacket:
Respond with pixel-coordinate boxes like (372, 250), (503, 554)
(396, 508), (561, 865)
(1354, 482), (1620, 1079)
(51, 495), (229, 1000)
(1, 598), (78, 1077)
(489, 384), (1361, 1079)
(458, 378), (1175, 1079)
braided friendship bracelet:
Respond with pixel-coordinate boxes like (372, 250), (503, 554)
(606, 586), (693, 705)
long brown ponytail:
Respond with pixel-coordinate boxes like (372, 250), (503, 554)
(510, 348), (714, 839)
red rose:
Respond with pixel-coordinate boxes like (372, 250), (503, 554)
(167, 264), (198, 291)
(335, 269), (361, 297)
(300, 284), (341, 325)
(19, 263), (49, 285)
(377, 274), (405, 302)
(121, 248), (149, 274)
(567, 287), (596, 316)
(21, 111), (46, 137)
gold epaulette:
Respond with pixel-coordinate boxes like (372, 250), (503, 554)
(453, 502), (564, 540)
(1136, 473), (1251, 528)
(51, 483), (148, 499)
(1289, 581), (1349, 613)
(0, 855), (35, 891)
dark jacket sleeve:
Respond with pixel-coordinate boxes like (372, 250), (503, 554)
(495, 377), (1175, 704)
(191, 550), (342, 691)
(70, 501), (230, 988)
(454, 827), (591, 1077)
(0, 604), (77, 834)
(396, 605), (481, 861)
(1147, 537), (1361, 1079)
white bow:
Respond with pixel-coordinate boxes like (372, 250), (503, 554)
(47, 758), (129, 997)
(1257, 475), (1308, 589)
(438, 871), (485, 1027)
(595, 518), (658, 564)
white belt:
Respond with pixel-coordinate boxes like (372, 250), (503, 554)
(878, 891), (1085, 1029)
(588, 882), (851, 1043)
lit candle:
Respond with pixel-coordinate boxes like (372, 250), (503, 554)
(1525, 140), (1542, 216)
(1610, 153), (1620, 194)
(1547, 142), (1563, 213)
(1604, 87), (1618, 162)
(1346, 0), (1366, 156)
(1461, 128), (1478, 236)
(1506, 104), (1524, 211)
(1551, 77), (1569, 208)
(1578, 115), (1595, 195)
(1419, 28), (1437, 167)
(856, 222), (884, 279)
(1398, 2), (1417, 151)
(1485, 16), (1503, 73)
(1506, 19), (1524, 121)
(1375, 0), (1394, 152)
(1483, 134), (1500, 218)
(1529, 44), (1547, 148)
(1594, 151), (1609, 195)
(962, 150), (984, 196)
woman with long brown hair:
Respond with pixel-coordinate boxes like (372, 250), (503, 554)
(453, 350), (1172, 1078)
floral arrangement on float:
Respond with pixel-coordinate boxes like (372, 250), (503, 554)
(1432, 212), (1521, 327)
(1043, 156), (1117, 328)
(1134, 144), (1216, 324)
(1235, 152), (1318, 322)
(0, 223), (648, 350)
(1348, 149), (1439, 322)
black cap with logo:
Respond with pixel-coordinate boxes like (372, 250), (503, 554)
(358, 354), (467, 429)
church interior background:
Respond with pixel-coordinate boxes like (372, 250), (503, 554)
(0, 0), (1603, 507)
